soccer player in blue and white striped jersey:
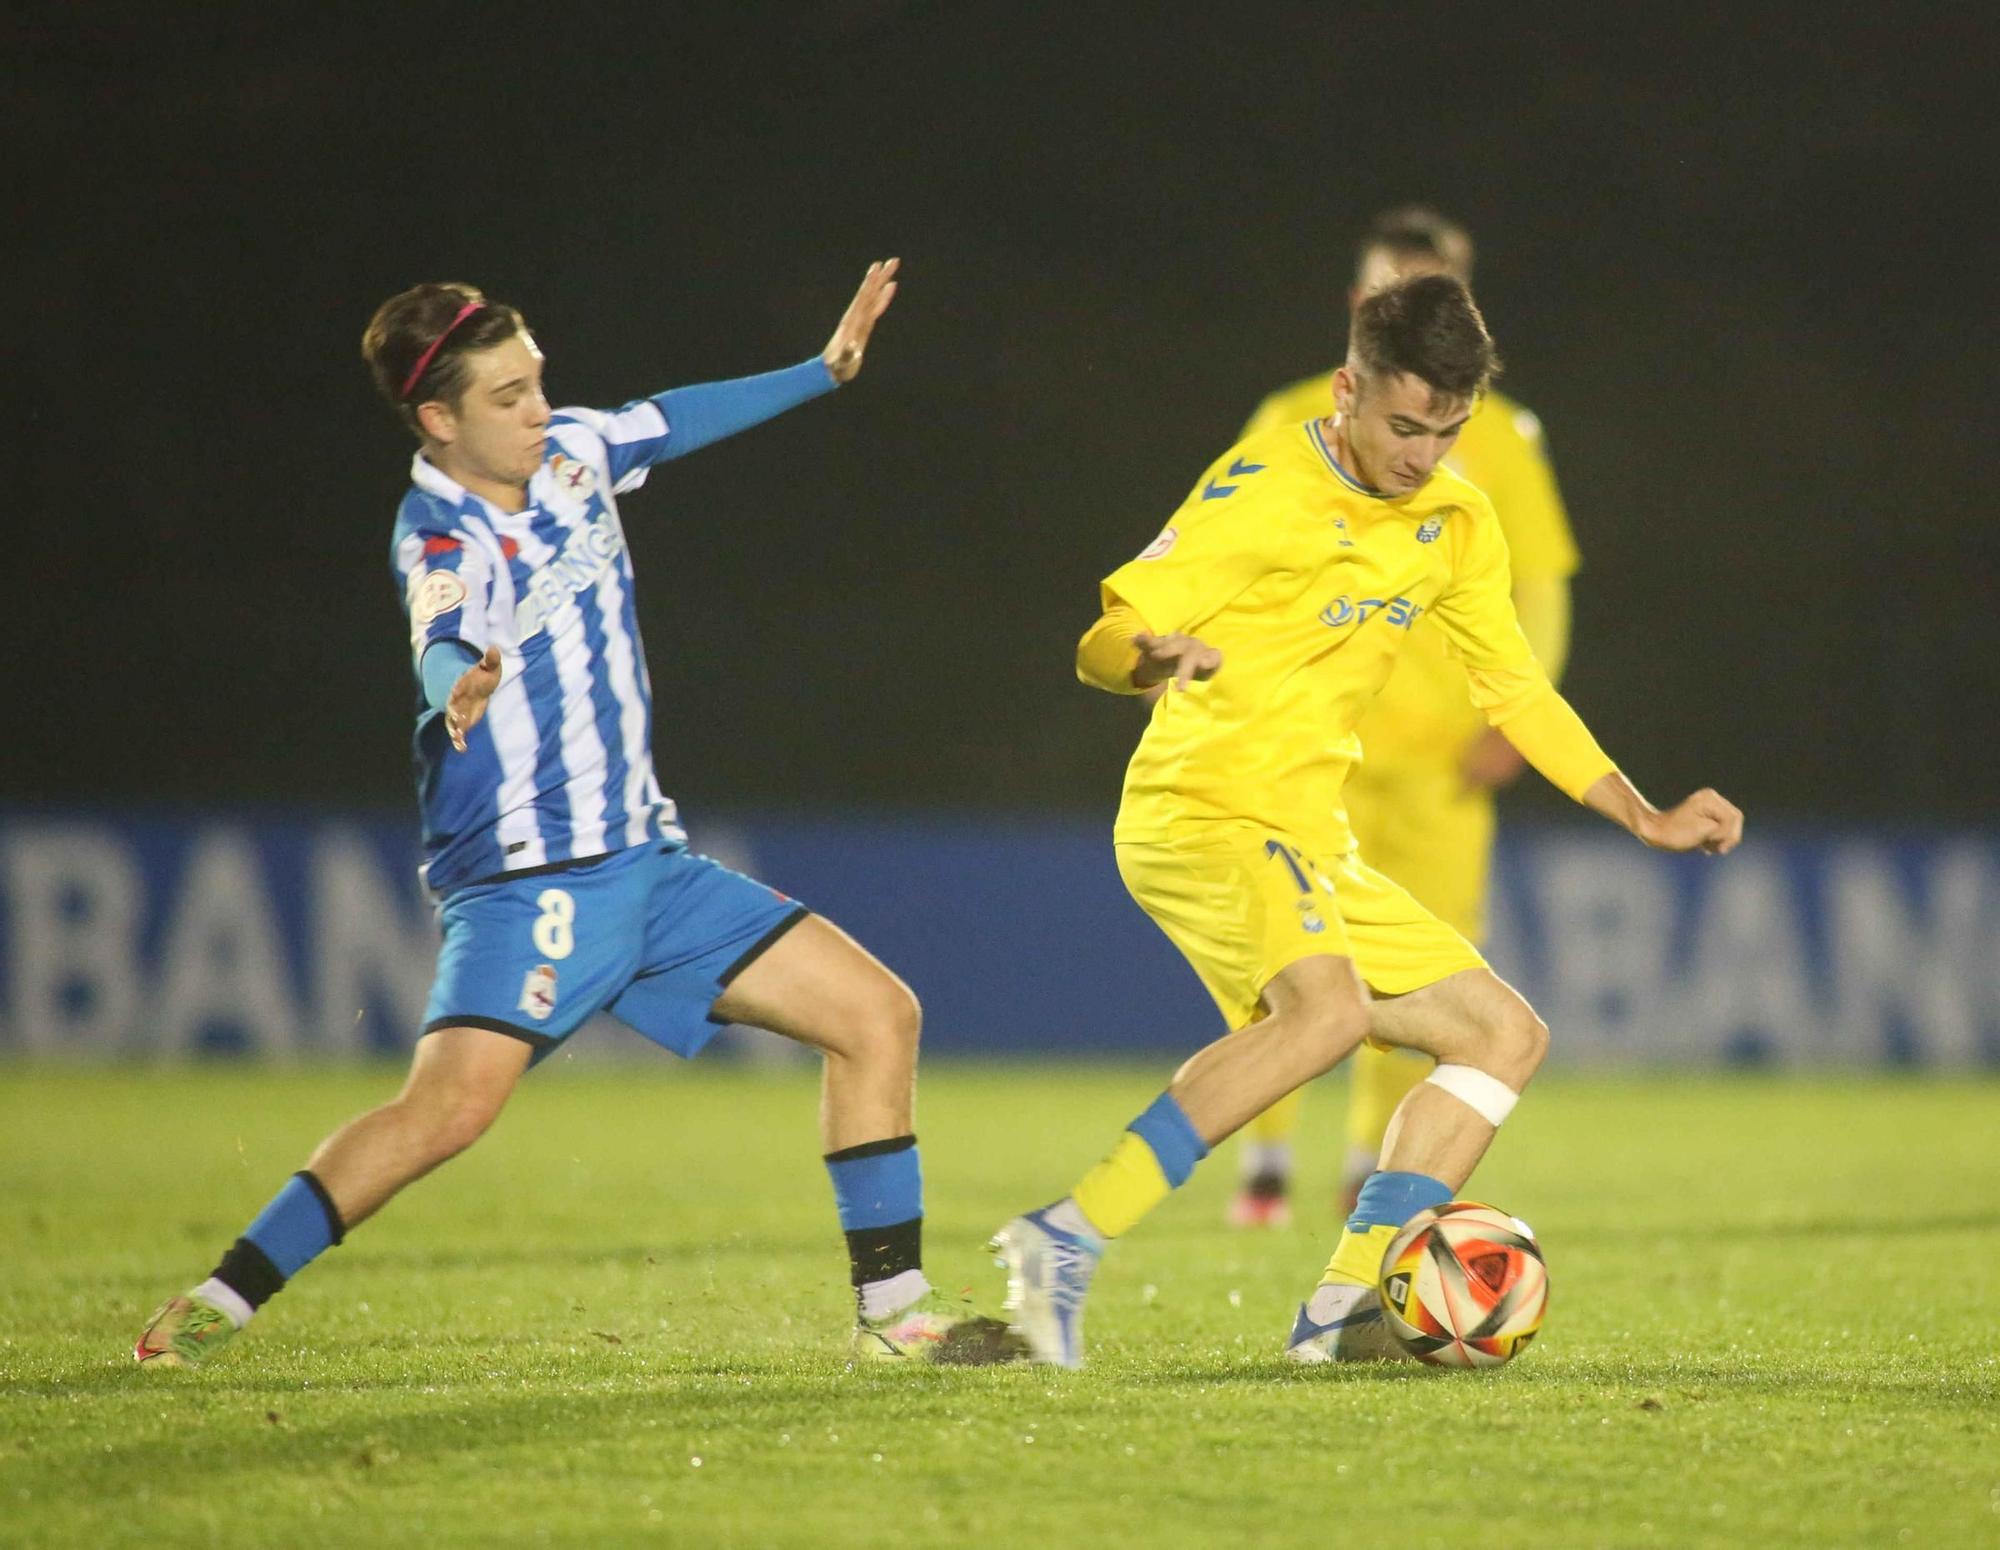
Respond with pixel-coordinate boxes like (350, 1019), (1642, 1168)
(137, 262), (1022, 1369)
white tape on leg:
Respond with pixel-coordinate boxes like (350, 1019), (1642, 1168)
(1425, 1063), (1520, 1127)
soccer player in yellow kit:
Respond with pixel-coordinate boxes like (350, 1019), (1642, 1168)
(1230, 208), (1581, 1225)
(990, 274), (1741, 1366)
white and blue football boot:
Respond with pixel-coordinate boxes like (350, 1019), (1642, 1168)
(1283, 1280), (1411, 1363)
(989, 1209), (1102, 1369)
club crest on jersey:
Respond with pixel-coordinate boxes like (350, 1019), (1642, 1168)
(1297, 898), (1326, 934)
(1416, 506), (1457, 544)
(409, 569), (467, 625)
(548, 455), (596, 501)
(518, 964), (558, 1022)
(1138, 526), (1178, 561)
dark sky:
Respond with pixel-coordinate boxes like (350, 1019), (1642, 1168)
(11, 2), (1995, 822)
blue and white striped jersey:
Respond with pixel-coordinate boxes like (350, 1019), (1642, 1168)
(390, 397), (691, 894)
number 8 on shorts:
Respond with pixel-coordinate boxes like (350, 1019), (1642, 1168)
(533, 889), (576, 960)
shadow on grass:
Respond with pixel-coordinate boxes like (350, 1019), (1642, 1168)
(19, 1346), (1993, 1494)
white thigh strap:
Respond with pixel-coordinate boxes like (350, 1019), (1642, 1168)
(1425, 1063), (1520, 1127)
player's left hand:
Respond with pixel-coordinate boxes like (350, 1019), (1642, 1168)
(445, 645), (503, 754)
(1640, 788), (1744, 855)
(822, 258), (900, 384)
(1460, 727), (1527, 791)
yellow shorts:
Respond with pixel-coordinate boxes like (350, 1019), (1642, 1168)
(1342, 759), (1497, 943)
(1115, 823), (1486, 1031)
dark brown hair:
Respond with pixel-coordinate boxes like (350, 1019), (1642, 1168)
(1349, 273), (1499, 401)
(1355, 205), (1475, 284)
(360, 282), (529, 436)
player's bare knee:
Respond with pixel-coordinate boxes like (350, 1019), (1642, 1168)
(873, 980), (922, 1064)
(1485, 1002), (1549, 1089)
(832, 977), (921, 1070)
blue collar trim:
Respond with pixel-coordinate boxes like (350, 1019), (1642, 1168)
(1307, 419), (1385, 499)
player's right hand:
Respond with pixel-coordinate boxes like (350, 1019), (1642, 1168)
(1640, 788), (1744, 855)
(445, 645), (503, 753)
(1131, 631), (1223, 692)
(821, 259), (899, 384)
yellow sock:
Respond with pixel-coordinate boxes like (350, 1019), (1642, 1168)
(1345, 1044), (1434, 1154)
(1321, 1223), (1399, 1288)
(1245, 1085), (1304, 1145)
(1071, 1133), (1172, 1240)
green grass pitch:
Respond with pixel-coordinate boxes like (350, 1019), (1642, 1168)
(2, 1061), (1996, 1548)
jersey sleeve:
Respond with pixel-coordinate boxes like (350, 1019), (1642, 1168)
(548, 401), (675, 496)
(394, 526), (494, 666)
(552, 359), (837, 497)
(1427, 497), (1536, 678)
(1099, 451), (1287, 634)
(1484, 404), (1580, 580)
(1429, 499), (1614, 799)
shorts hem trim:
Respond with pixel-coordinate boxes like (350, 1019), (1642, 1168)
(422, 1014), (558, 1049)
(708, 906), (812, 1014)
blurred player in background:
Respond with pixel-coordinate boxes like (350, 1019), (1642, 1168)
(1230, 208), (1581, 1225)
(991, 273), (1740, 1367)
(138, 261), (1021, 1371)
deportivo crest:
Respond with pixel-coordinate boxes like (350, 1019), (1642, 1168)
(1138, 526), (1178, 561)
(518, 964), (558, 1022)
(410, 569), (467, 625)
(547, 455), (596, 501)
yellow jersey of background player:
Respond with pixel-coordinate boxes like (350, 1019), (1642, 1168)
(1231, 208), (1581, 1224)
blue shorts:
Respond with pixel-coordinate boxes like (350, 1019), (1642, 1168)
(423, 844), (808, 1062)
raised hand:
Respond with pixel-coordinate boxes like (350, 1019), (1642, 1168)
(822, 258), (900, 384)
(1132, 631), (1224, 692)
(1639, 788), (1745, 855)
(445, 645), (503, 753)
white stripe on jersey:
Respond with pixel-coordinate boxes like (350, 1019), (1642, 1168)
(510, 507), (614, 860)
(555, 401), (667, 494)
(462, 508), (547, 870)
(582, 519), (657, 850)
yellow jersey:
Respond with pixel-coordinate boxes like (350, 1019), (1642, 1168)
(1094, 419), (1610, 856)
(1243, 378), (1578, 769)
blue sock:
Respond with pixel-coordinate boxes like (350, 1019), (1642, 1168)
(1346, 1170), (1452, 1234)
(824, 1136), (923, 1288)
(242, 1171), (345, 1279)
(1128, 1091), (1209, 1187)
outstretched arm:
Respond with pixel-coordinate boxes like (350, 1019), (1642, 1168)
(650, 259), (902, 461)
(1431, 502), (1743, 856)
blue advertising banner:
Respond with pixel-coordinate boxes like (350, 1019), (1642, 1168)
(0, 813), (1994, 1065)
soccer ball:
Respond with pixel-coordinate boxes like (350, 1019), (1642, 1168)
(1377, 1201), (1548, 1368)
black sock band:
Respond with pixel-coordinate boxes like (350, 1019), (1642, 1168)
(823, 1134), (916, 1164)
(296, 1170), (346, 1246)
(210, 1237), (286, 1310)
(843, 1215), (923, 1287)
